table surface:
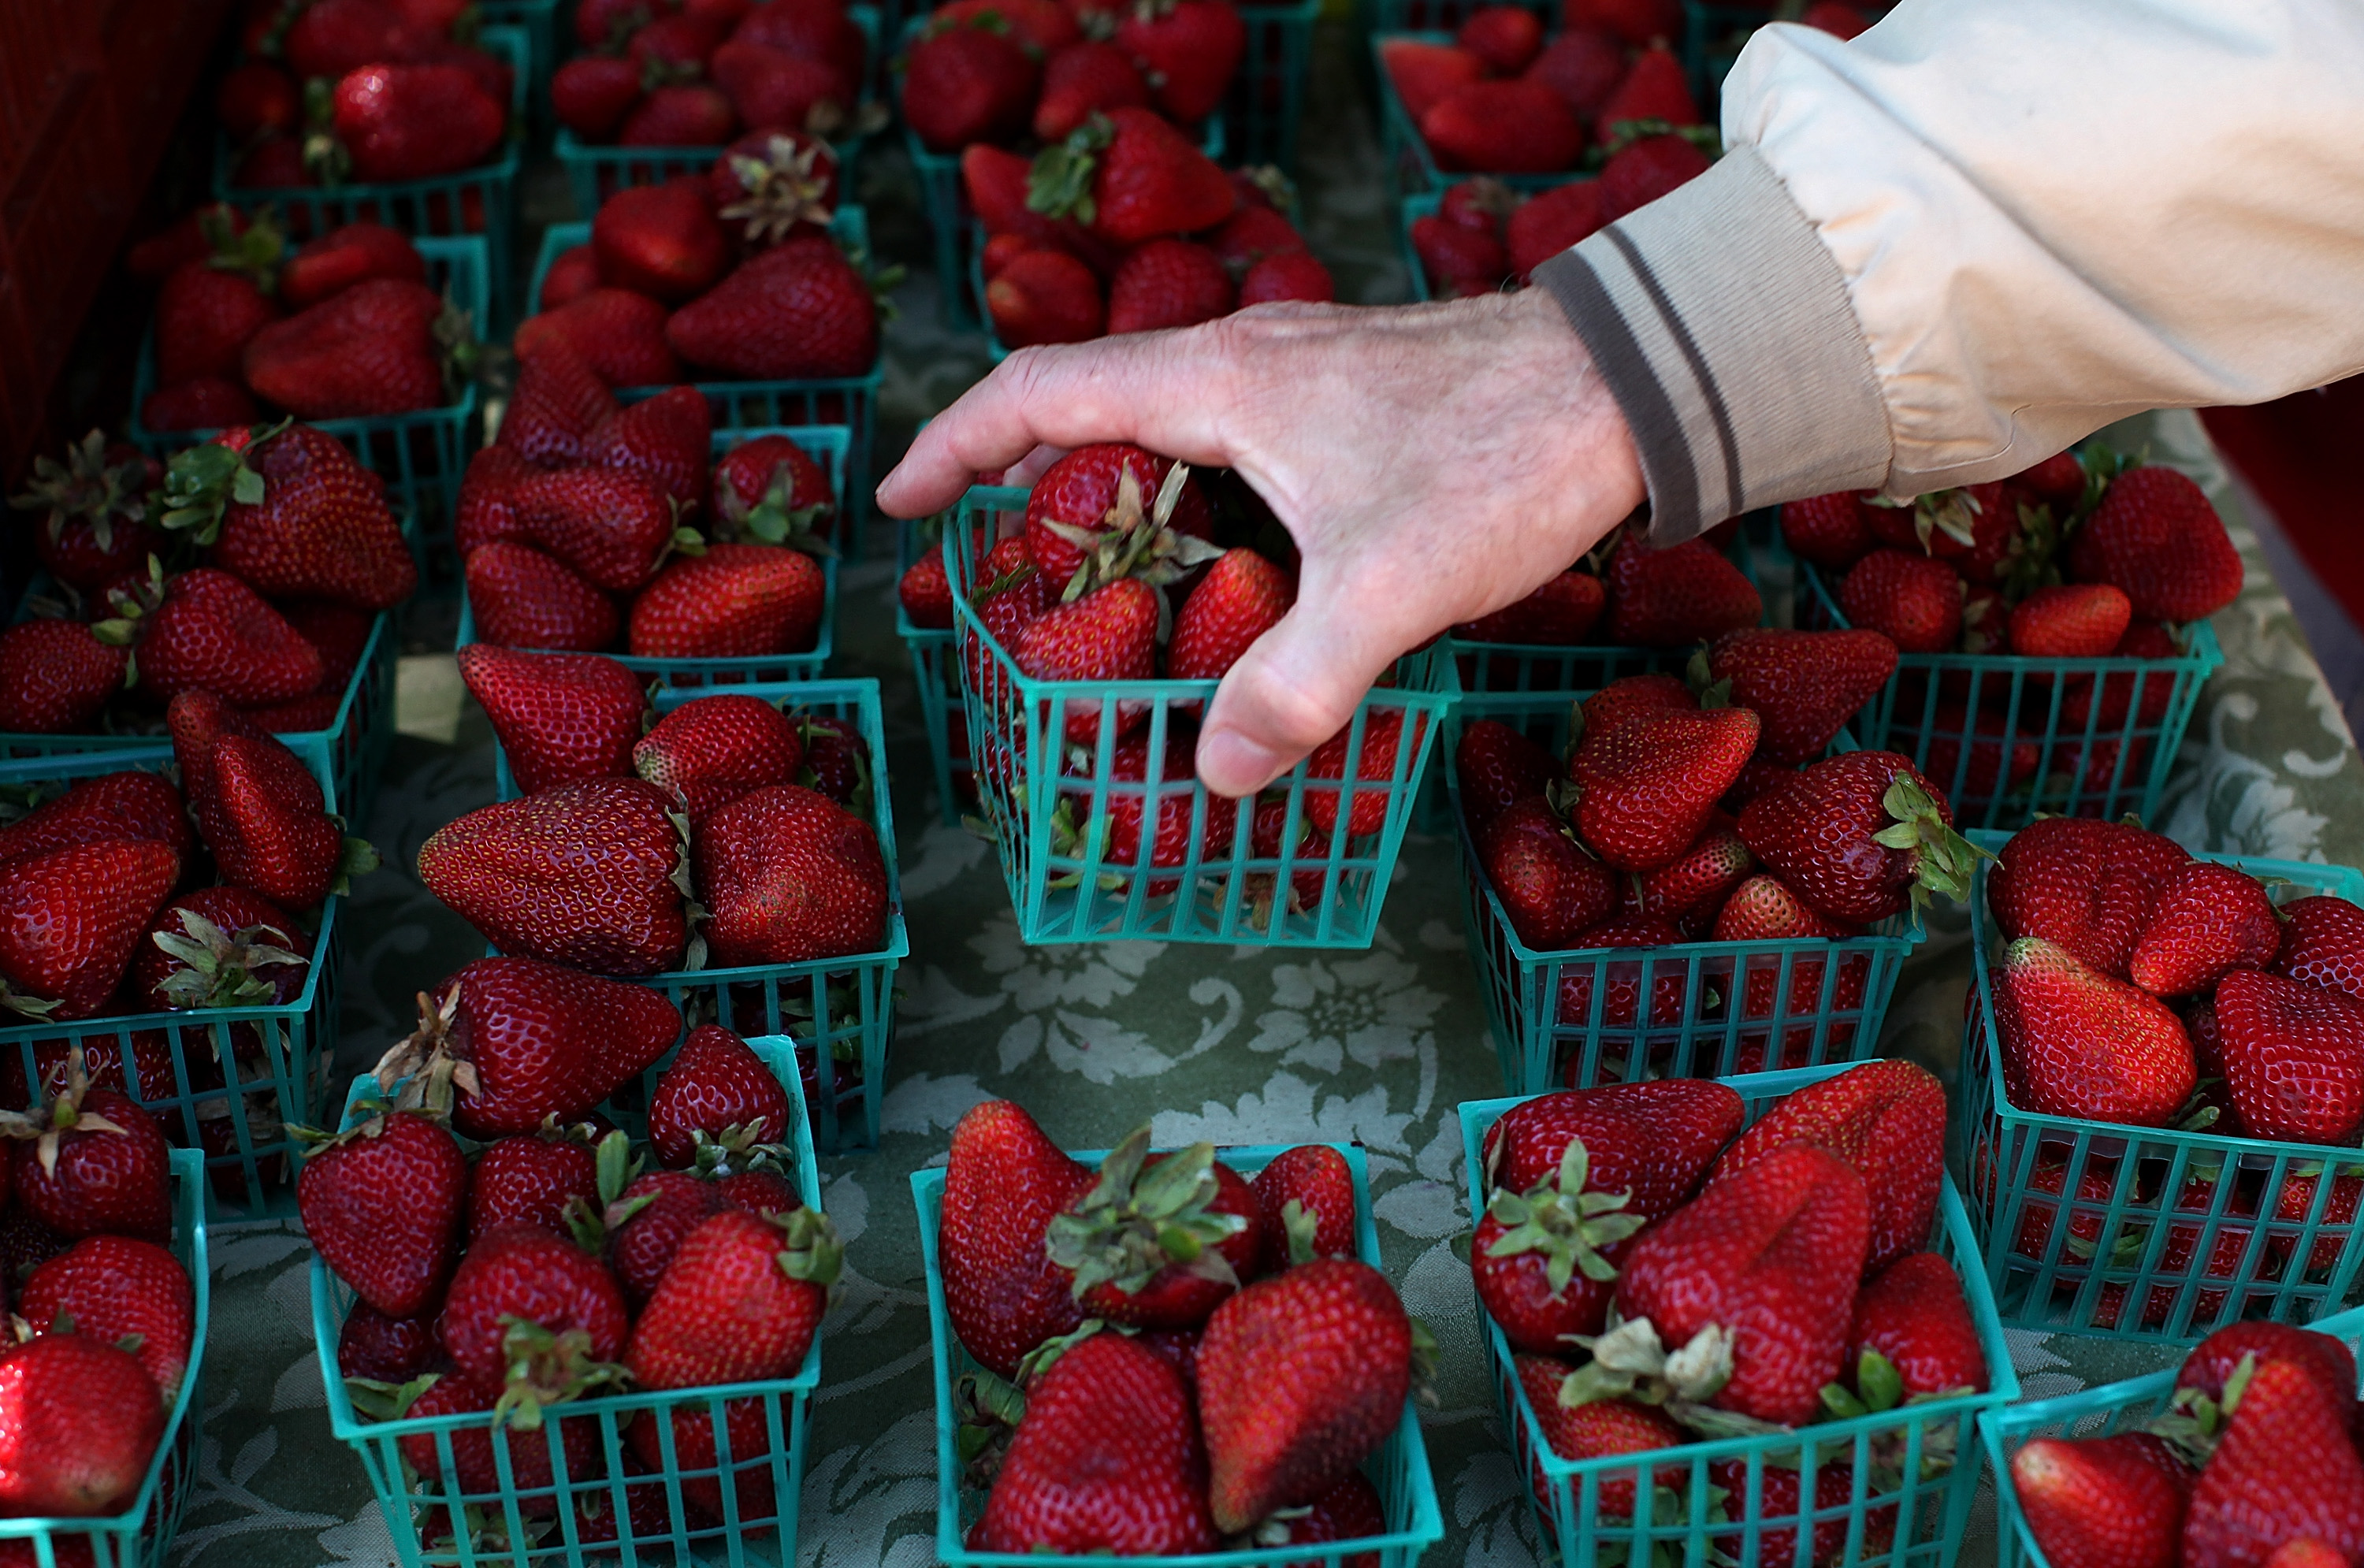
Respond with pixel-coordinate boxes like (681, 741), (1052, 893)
(166, 35), (2364, 1568)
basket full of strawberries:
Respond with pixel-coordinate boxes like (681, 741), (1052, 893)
(1960, 817), (2364, 1342)
(307, 1022), (833, 1565)
(914, 1099), (1446, 1565)
(1460, 1062), (2016, 1568)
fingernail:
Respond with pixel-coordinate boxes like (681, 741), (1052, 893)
(1198, 728), (1284, 797)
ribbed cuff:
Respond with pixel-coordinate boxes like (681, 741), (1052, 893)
(1534, 147), (1891, 544)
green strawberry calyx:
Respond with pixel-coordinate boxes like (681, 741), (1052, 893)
(1872, 772), (1990, 910)
(1864, 487), (1983, 553)
(669, 809), (709, 973)
(150, 908), (310, 1011)
(8, 429), (151, 551)
(0, 1047), (129, 1166)
(720, 134), (838, 247)
(1593, 118), (1723, 162)
(771, 1203), (845, 1290)
(158, 418), (292, 544)
(953, 1362), (1031, 1483)
(1685, 648), (1734, 710)
(1013, 1318), (1109, 1386)
(2147, 1351), (2254, 1468)
(685, 1123), (794, 1179)
(1481, 1135), (1648, 1298)
(1028, 115), (1116, 226)
(561, 1131), (659, 1252)
(1279, 1198), (1322, 1266)
(493, 1315), (628, 1429)
(1559, 1313), (1786, 1442)
(370, 983), (483, 1121)
(716, 466), (836, 556)
(1043, 1124), (1247, 1299)
(203, 204), (287, 288)
(1043, 461), (1225, 610)
(344, 1369), (441, 1423)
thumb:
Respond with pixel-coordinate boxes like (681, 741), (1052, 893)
(1194, 590), (1408, 797)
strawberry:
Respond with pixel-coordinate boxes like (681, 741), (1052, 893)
(284, 0), (428, 77)
(1601, 534), (1760, 646)
(631, 13), (727, 72)
(1053, 728), (1234, 896)
(1455, 719), (1560, 829)
(602, 1169), (729, 1310)
(330, 63), (505, 182)
(1703, 628), (1895, 765)
(900, 549), (956, 629)
(648, 1024), (793, 1169)
(1262, 1472), (1386, 1557)
(709, 131), (840, 248)
(1989, 816), (2191, 979)
(1736, 749), (1978, 923)
(666, 233), (879, 380)
(1013, 580), (1160, 744)
(987, 250), (1106, 346)
(630, 541), (826, 658)
(2213, 968), (2364, 1144)
(1248, 1145), (1356, 1270)
(1423, 80), (1583, 173)
(1238, 250), (1334, 303)
(1595, 134), (1712, 222)
(593, 180), (732, 304)
(296, 1107), (468, 1316)
(634, 693), (803, 821)
(466, 1127), (601, 1243)
(901, 20), (1039, 154)
(1525, 28), (1626, 121)
(1506, 182), (1605, 279)
(1305, 707), (1425, 838)
(1803, 1), (1872, 35)
(1478, 794), (1618, 947)
(6, 1064), (173, 1242)
(0, 842), (179, 1020)
(514, 468), (690, 593)
(2176, 1322), (2357, 1416)
(710, 43), (853, 138)
(1045, 1128), (1263, 1328)
(124, 566), (325, 705)
(501, 342), (619, 468)
(619, 82), (739, 146)
(796, 714), (868, 809)
(1106, 238), (1233, 333)
(277, 221), (426, 311)
(1568, 705), (1758, 871)
(2013, 1432), (2192, 1568)
(1838, 548), (1961, 652)
(1195, 1258), (1413, 1533)
(1035, 41), (1150, 141)
(1459, 6), (1544, 72)
(1629, 825), (1753, 930)
(1166, 548), (1290, 679)
(154, 227), (282, 388)
(1993, 937), (2197, 1126)
(438, 1221), (629, 1416)
(939, 1100), (1090, 1378)
(930, 0), (1078, 52)
(2011, 583), (2133, 658)
(0, 622), (128, 734)
(1594, 43), (1698, 140)
(280, 599), (373, 691)
(1582, 674), (1699, 741)
(1454, 570), (1604, 644)
(1024, 443), (1214, 589)
(972, 1329), (1221, 1553)
(391, 1374), (604, 1521)
(1708, 1059), (1945, 1276)
(132, 885), (311, 1011)
(0, 1335), (165, 1517)
(1511, 1356), (1686, 1519)
(1838, 1249), (1984, 1413)
(204, 729), (362, 909)
(585, 385), (715, 521)
(2066, 466), (2243, 622)
(625, 1205), (838, 1388)
(336, 1301), (440, 1383)
(1116, 0), (1244, 123)
(457, 645), (647, 795)
(2277, 895), (2364, 1001)
(2126, 860), (2280, 997)
(1553, 913), (1692, 1031)
(552, 54), (645, 141)
(0, 772), (189, 867)
(229, 136), (313, 189)
(515, 288), (685, 388)
(1474, 1128), (1652, 1354)
(1781, 491), (1877, 572)
(695, 783), (888, 964)
(2182, 1358), (2364, 1566)
(9, 431), (165, 593)
(20, 1235), (194, 1398)
(141, 377), (260, 432)
(217, 58), (302, 140)
(1028, 108), (1236, 248)
(1604, 1143), (1868, 1425)
(1483, 1079), (1744, 1208)
(1411, 211), (1507, 294)
(1383, 39), (1483, 121)
(712, 432), (831, 548)
(1715, 877), (1868, 1056)
(719, 1166), (802, 1219)
(1710, 1462), (1894, 1566)
(465, 542), (620, 652)
(159, 422), (418, 611)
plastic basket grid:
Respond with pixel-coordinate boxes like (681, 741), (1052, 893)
(911, 1139), (1445, 1568)
(1787, 552), (2225, 832)
(479, 0), (558, 125)
(0, 746), (346, 1220)
(896, 515), (968, 825)
(1372, 32), (1596, 195)
(213, 28), (529, 328)
(526, 214), (886, 545)
(455, 424), (846, 685)
(1223, 0), (1321, 169)
(0, 1147), (210, 1568)
(948, 485), (1451, 946)
(1957, 833), (2364, 1343)
(482, 677), (906, 1152)
(1444, 690), (1920, 1094)
(1984, 1302), (2364, 1568)
(1463, 1068), (2018, 1568)
(550, 6), (882, 216)
(310, 1035), (823, 1568)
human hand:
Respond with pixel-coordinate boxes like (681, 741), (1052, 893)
(875, 289), (1645, 796)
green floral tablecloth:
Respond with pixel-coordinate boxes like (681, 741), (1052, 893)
(166, 31), (2364, 1568)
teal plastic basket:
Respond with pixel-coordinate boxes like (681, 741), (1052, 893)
(1681, 1), (1771, 110)
(1372, 32), (1597, 195)
(1958, 832), (2364, 1343)
(911, 1139), (1445, 1568)
(1463, 1068), (2017, 1568)
(125, 236), (488, 574)
(1444, 690), (1920, 1093)
(1786, 551), (2225, 832)
(551, 6), (881, 217)
(482, 677), (906, 1153)
(480, 0), (559, 127)
(214, 27), (529, 327)
(0, 746), (348, 1220)
(0, 1147), (210, 1568)
(1225, 0), (1321, 169)
(1985, 1302), (2364, 1568)
(896, 515), (968, 825)
(455, 424), (845, 684)
(948, 485), (1451, 946)
(310, 1035), (823, 1568)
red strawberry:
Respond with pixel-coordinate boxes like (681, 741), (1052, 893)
(1704, 628), (1896, 765)
(1474, 1130), (1651, 1354)
(130, 567), (325, 705)
(1582, 674), (1699, 742)
(1028, 107), (1236, 248)
(619, 83), (739, 147)
(10, 432), (165, 593)
(335, 1301), (440, 1383)
(1054, 729), (1233, 896)
(1511, 1356), (1686, 1520)
(551, 55), (645, 141)
(437, 1221), (629, 1414)
(929, 0), (1078, 53)
(630, 13), (726, 72)
(0, 773), (189, 868)
(217, 58), (303, 140)
(1525, 28), (1626, 121)
(466, 1127), (601, 1243)
(1045, 1131), (1262, 1329)
(1454, 719), (1560, 830)
(794, 713), (868, 809)
(1013, 580), (1160, 744)
(1593, 43), (1697, 139)
(1248, 1145), (1356, 1270)
(1992, 937), (2198, 1127)
(296, 1107), (468, 1316)
(712, 431), (831, 545)
(2067, 466), (2243, 622)
(695, 783), (887, 965)
(2182, 1358), (2364, 1567)
(1106, 237), (1233, 334)
(2011, 583), (2133, 658)
(0, 1335), (165, 1517)
(666, 233), (878, 379)
(1383, 39), (1482, 121)
(466, 542), (620, 652)
(278, 221), (426, 310)
(1712, 874), (1869, 1057)
(205, 730), (359, 909)
(1411, 210), (1507, 293)
(515, 288), (685, 388)
(2277, 895), (2364, 1001)
(940, 1100), (1090, 1378)
(901, 20), (1039, 154)
(1736, 749), (1977, 923)
(1553, 912), (1692, 1031)
(0, 842), (180, 1021)
(1803, 1), (1872, 35)
(593, 180), (732, 304)
(1708, 1059), (1945, 1276)
(1841, 1249), (1985, 1409)
(899, 549), (956, 629)
(1568, 705), (1758, 871)
(709, 130), (841, 249)
(501, 342), (619, 468)
(1262, 1471), (1386, 1559)
(2013, 1433), (2192, 1568)
(1595, 134), (1712, 221)
(1709, 1462), (1894, 1566)
(1304, 708), (1425, 838)
(392, 1373), (604, 1520)
(1035, 41), (1150, 142)
(0, 622), (128, 734)
(1459, 5), (1544, 71)
(1454, 570), (1605, 644)
(625, 1206), (838, 1388)
(1168, 548), (1291, 679)
(1629, 824), (1753, 931)
(1422, 80), (1583, 173)
(2127, 860), (2280, 997)
(987, 250), (1106, 347)
(154, 236), (281, 388)
(457, 645), (647, 795)
(1195, 1258), (1412, 1533)
(1115, 0), (1244, 123)
(1989, 816), (2191, 979)
(634, 694), (803, 821)
(132, 885), (311, 1011)
(162, 422), (417, 611)
(1601, 534), (1760, 646)
(20, 1235), (194, 1398)
(1506, 182), (1605, 279)
(587, 388), (716, 520)
(2176, 1322), (2357, 1416)
(1478, 795), (1618, 946)
(604, 1169), (728, 1310)
(647, 1025), (792, 1169)
(710, 43), (853, 139)
(331, 63), (505, 182)
(143, 375), (262, 432)
(630, 541), (826, 659)
(1781, 492), (1878, 572)
(6, 1067), (173, 1242)
(229, 136), (314, 189)
(514, 468), (689, 593)
(1023, 443), (1214, 589)
(1481, 1084), (1745, 1228)
(2214, 968), (2364, 1144)
(1838, 548), (1961, 652)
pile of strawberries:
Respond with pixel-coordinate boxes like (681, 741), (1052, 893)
(1409, 176), (1614, 297)
(522, 146), (882, 388)
(1472, 1065), (1987, 1551)
(1451, 521), (1759, 652)
(2, 422), (415, 738)
(433, 648), (889, 978)
(2012, 1321), (2364, 1568)
(967, 117), (1333, 348)
(303, 1001), (838, 1542)
(216, 0), (514, 190)
(938, 1100), (1414, 1555)
(458, 349), (832, 661)
(552, 0), (870, 149)
(130, 208), (471, 433)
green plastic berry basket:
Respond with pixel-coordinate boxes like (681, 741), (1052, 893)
(124, 236), (488, 584)
(455, 424), (845, 685)
(480, 0), (559, 129)
(911, 1136), (1445, 1568)
(526, 210), (886, 549)
(1957, 830), (2364, 1343)
(1983, 1302), (2364, 1568)
(212, 27), (530, 330)
(1781, 548), (2225, 834)
(1463, 1067), (2018, 1568)
(310, 1034), (823, 1568)
(1371, 32), (1600, 197)
(897, 514), (968, 825)
(1443, 688), (1921, 1094)
(551, 6), (881, 215)
(0, 745), (351, 1221)
(1225, 0), (1322, 170)
(480, 676), (905, 1154)
(947, 485), (1452, 946)
(0, 1146), (210, 1568)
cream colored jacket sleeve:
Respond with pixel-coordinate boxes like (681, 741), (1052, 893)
(1532, 0), (2364, 542)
